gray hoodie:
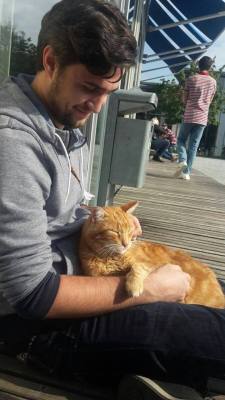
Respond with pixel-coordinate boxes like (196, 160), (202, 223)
(0, 74), (90, 318)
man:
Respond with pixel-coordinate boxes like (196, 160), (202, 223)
(161, 124), (178, 161)
(0, 2), (225, 399)
(151, 125), (171, 162)
(151, 125), (177, 162)
(175, 56), (216, 180)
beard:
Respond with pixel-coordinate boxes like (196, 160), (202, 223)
(47, 76), (88, 129)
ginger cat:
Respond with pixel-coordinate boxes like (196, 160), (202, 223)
(79, 201), (225, 308)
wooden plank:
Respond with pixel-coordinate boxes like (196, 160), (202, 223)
(0, 355), (114, 400)
(0, 393), (26, 400)
(116, 160), (225, 280)
(0, 374), (83, 400)
(0, 373), (112, 400)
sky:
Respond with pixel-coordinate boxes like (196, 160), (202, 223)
(13, 0), (56, 44)
(205, 30), (225, 69)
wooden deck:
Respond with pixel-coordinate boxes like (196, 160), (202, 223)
(115, 158), (225, 281)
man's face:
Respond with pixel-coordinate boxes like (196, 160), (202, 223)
(47, 63), (121, 129)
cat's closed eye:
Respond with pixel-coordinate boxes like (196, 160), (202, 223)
(107, 230), (119, 236)
(95, 230), (118, 240)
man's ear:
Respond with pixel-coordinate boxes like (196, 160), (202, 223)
(43, 45), (57, 78)
(81, 205), (105, 222)
(120, 201), (139, 214)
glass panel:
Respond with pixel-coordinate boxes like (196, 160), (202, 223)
(0, 0), (14, 82)
(10, 0), (57, 76)
(89, 109), (108, 205)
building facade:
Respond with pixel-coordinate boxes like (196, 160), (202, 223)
(215, 73), (225, 158)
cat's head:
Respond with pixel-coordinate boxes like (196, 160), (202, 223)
(81, 201), (138, 257)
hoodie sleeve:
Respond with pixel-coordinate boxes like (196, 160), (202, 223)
(0, 126), (59, 318)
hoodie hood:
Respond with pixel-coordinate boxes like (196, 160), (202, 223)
(0, 74), (86, 152)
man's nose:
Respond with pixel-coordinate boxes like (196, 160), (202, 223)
(86, 94), (108, 113)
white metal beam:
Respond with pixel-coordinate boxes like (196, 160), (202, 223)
(142, 60), (190, 73)
(142, 48), (206, 63)
(147, 11), (225, 32)
(143, 42), (211, 59)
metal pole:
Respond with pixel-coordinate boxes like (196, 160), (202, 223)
(123, 0), (145, 89)
(134, 0), (152, 86)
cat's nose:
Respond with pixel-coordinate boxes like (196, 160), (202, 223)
(122, 240), (129, 248)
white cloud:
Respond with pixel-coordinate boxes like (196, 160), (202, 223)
(13, 0), (57, 43)
(204, 30), (225, 69)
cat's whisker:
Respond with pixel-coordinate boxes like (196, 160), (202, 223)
(99, 244), (122, 257)
(98, 246), (115, 257)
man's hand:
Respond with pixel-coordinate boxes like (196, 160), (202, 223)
(143, 264), (191, 303)
(128, 215), (142, 239)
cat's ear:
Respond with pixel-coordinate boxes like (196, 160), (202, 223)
(121, 201), (139, 214)
(91, 207), (105, 222)
(80, 204), (105, 222)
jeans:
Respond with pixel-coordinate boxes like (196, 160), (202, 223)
(151, 138), (170, 157)
(177, 123), (205, 174)
(162, 145), (175, 160)
(1, 302), (225, 392)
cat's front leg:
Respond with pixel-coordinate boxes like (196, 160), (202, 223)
(125, 264), (151, 297)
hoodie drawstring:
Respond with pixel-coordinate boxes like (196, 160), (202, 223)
(54, 132), (72, 203)
(80, 148), (95, 203)
(54, 132), (94, 204)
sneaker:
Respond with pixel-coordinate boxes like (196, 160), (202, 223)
(152, 155), (165, 162)
(171, 154), (178, 162)
(117, 375), (203, 400)
(180, 172), (190, 180)
(173, 161), (187, 177)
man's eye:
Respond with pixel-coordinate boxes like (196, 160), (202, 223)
(84, 86), (98, 93)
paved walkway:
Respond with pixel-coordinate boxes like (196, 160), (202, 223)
(194, 156), (225, 185)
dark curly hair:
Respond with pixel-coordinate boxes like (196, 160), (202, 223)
(198, 56), (214, 71)
(36, 0), (137, 76)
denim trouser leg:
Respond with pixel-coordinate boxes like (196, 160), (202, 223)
(151, 138), (170, 157)
(177, 123), (190, 164)
(162, 149), (172, 160)
(186, 124), (205, 174)
(73, 303), (225, 389)
(177, 123), (205, 174)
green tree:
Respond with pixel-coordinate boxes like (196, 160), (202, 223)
(154, 78), (184, 125)
(10, 30), (37, 76)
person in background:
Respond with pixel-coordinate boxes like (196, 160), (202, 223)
(175, 56), (216, 180)
(161, 123), (178, 161)
(151, 125), (177, 162)
(151, 125), (170, 162)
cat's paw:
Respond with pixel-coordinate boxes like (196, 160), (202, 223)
(125, 278), (144, 297)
